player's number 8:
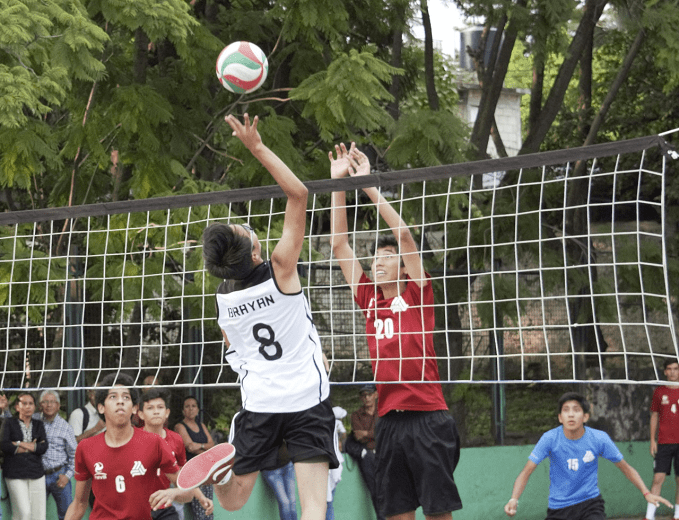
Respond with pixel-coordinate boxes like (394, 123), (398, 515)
(253, 323), (282, 360)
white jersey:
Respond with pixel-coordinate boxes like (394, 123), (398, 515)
(216, 262), (329, 413)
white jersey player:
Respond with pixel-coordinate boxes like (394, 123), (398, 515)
(176, 113), (337, 520)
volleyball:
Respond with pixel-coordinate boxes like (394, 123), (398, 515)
(216, 41), (269, 94)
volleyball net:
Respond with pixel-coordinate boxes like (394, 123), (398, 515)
(1, 133), (677, 391)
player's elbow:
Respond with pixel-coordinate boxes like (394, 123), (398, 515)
(289, 183), (308, 203)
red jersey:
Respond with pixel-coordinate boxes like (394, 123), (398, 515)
(355, 272), (447, 416)
(75, 428), (180, 520)
(651, 385), (679, 444)
(156, 428), (187, 489)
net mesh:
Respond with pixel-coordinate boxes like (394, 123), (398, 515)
(1, 134), (677, 390)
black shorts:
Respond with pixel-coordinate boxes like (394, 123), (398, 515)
(545, 495), (605, 520)
(375, 410), (462, 517)
(654, 443), (679, 475)
(229, 398), (339, 475)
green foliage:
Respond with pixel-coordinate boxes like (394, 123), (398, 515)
(291, 48), (401, 141)
(386, 109), (471, 168)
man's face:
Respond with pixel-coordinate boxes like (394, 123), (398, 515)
(371, 246), (405, 285)
(40, 394), (60, 420)
(665, 363), (679, 383)
(88, 389), (97, 406)
(360, 391), (378, 408)
(97, 385), (136, 426)
(558, 399), (589, 434)
(138, 397), (169, 427)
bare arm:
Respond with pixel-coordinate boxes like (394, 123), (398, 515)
(225, 113), (307, 293)
(174, 423), (201, 455)
(75, 419), (106, 443)
(348, 150), (426, 287)
(65, 479), (91, 520)
(614, 459), (672, 508)
(504, 460), (538, 516)
(202, 423), (215, 450)
(650, 411), (659, 457)
(329, 143), (364, 296)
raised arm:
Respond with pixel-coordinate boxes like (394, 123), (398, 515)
(504, 460), (537, 516)
(329, 143), (364, 297)
(614, 459), (671, 508)
(225, 114), (307, 293)
(347, 150), (426, 287)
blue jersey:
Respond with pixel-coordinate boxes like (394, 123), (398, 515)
(529, 426), (623, 509)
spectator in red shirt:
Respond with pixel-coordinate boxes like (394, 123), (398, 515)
(646, 359), (679, 520)
(138, 388), (212, 520)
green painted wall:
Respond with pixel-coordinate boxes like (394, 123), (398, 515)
(6, 441), (670, 519)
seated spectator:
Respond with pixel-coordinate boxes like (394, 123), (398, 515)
(68, 388), (105, 443)
(34, 390), (76, 520)
(344, 384), (384, 520)
(138, 388), (212, 520)
(0, 391), (48, 520)
(260, 443), (297, 520)
(174, 396), (215, 520)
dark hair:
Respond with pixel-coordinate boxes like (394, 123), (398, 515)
(557, 392), (590, 414)
(95, 373), (139, 410)
(664, 358), (679, 370)
(202, 223), (253, 280)
(182, 395), (199, 406)
(140, 387), (170, 409)
(15, 392), (35, 405)
(369, 234), (399, 256)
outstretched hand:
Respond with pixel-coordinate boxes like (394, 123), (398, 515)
(645, 491), (672, 509)
(347, 148), (370, 177)
(225, 113), (262, 152)
(328, 142), (355, 179)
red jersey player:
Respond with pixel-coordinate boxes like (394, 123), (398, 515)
(138, 388), (213, 519)
(64, 374), (186, 520)
(329, 143), (462, 520)
(646, 359), (679, 520)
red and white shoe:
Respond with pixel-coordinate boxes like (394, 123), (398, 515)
(176, 443), (236, 491)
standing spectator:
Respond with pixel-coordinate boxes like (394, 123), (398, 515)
(133, 374), (162, 428)
(33, 390), (76, 520)
(174, 396), (215, 520)
(260, 444), (297, 520)
(645, 358), (679, 520)
(0, 392), (48, 520)
(345, 385), (383, 520)
(330, 144), (463, 520)
(68, 388), (105, 442)
(138, 388), (212, 520)
(0, 393), (11, 419)
(326, 406), (347, 520)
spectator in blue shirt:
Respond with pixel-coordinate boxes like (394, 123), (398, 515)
(504, 392), (671, 520)
(34, 390), (77, 520)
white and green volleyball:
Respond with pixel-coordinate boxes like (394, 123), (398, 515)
(216, 41), (269, 94)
